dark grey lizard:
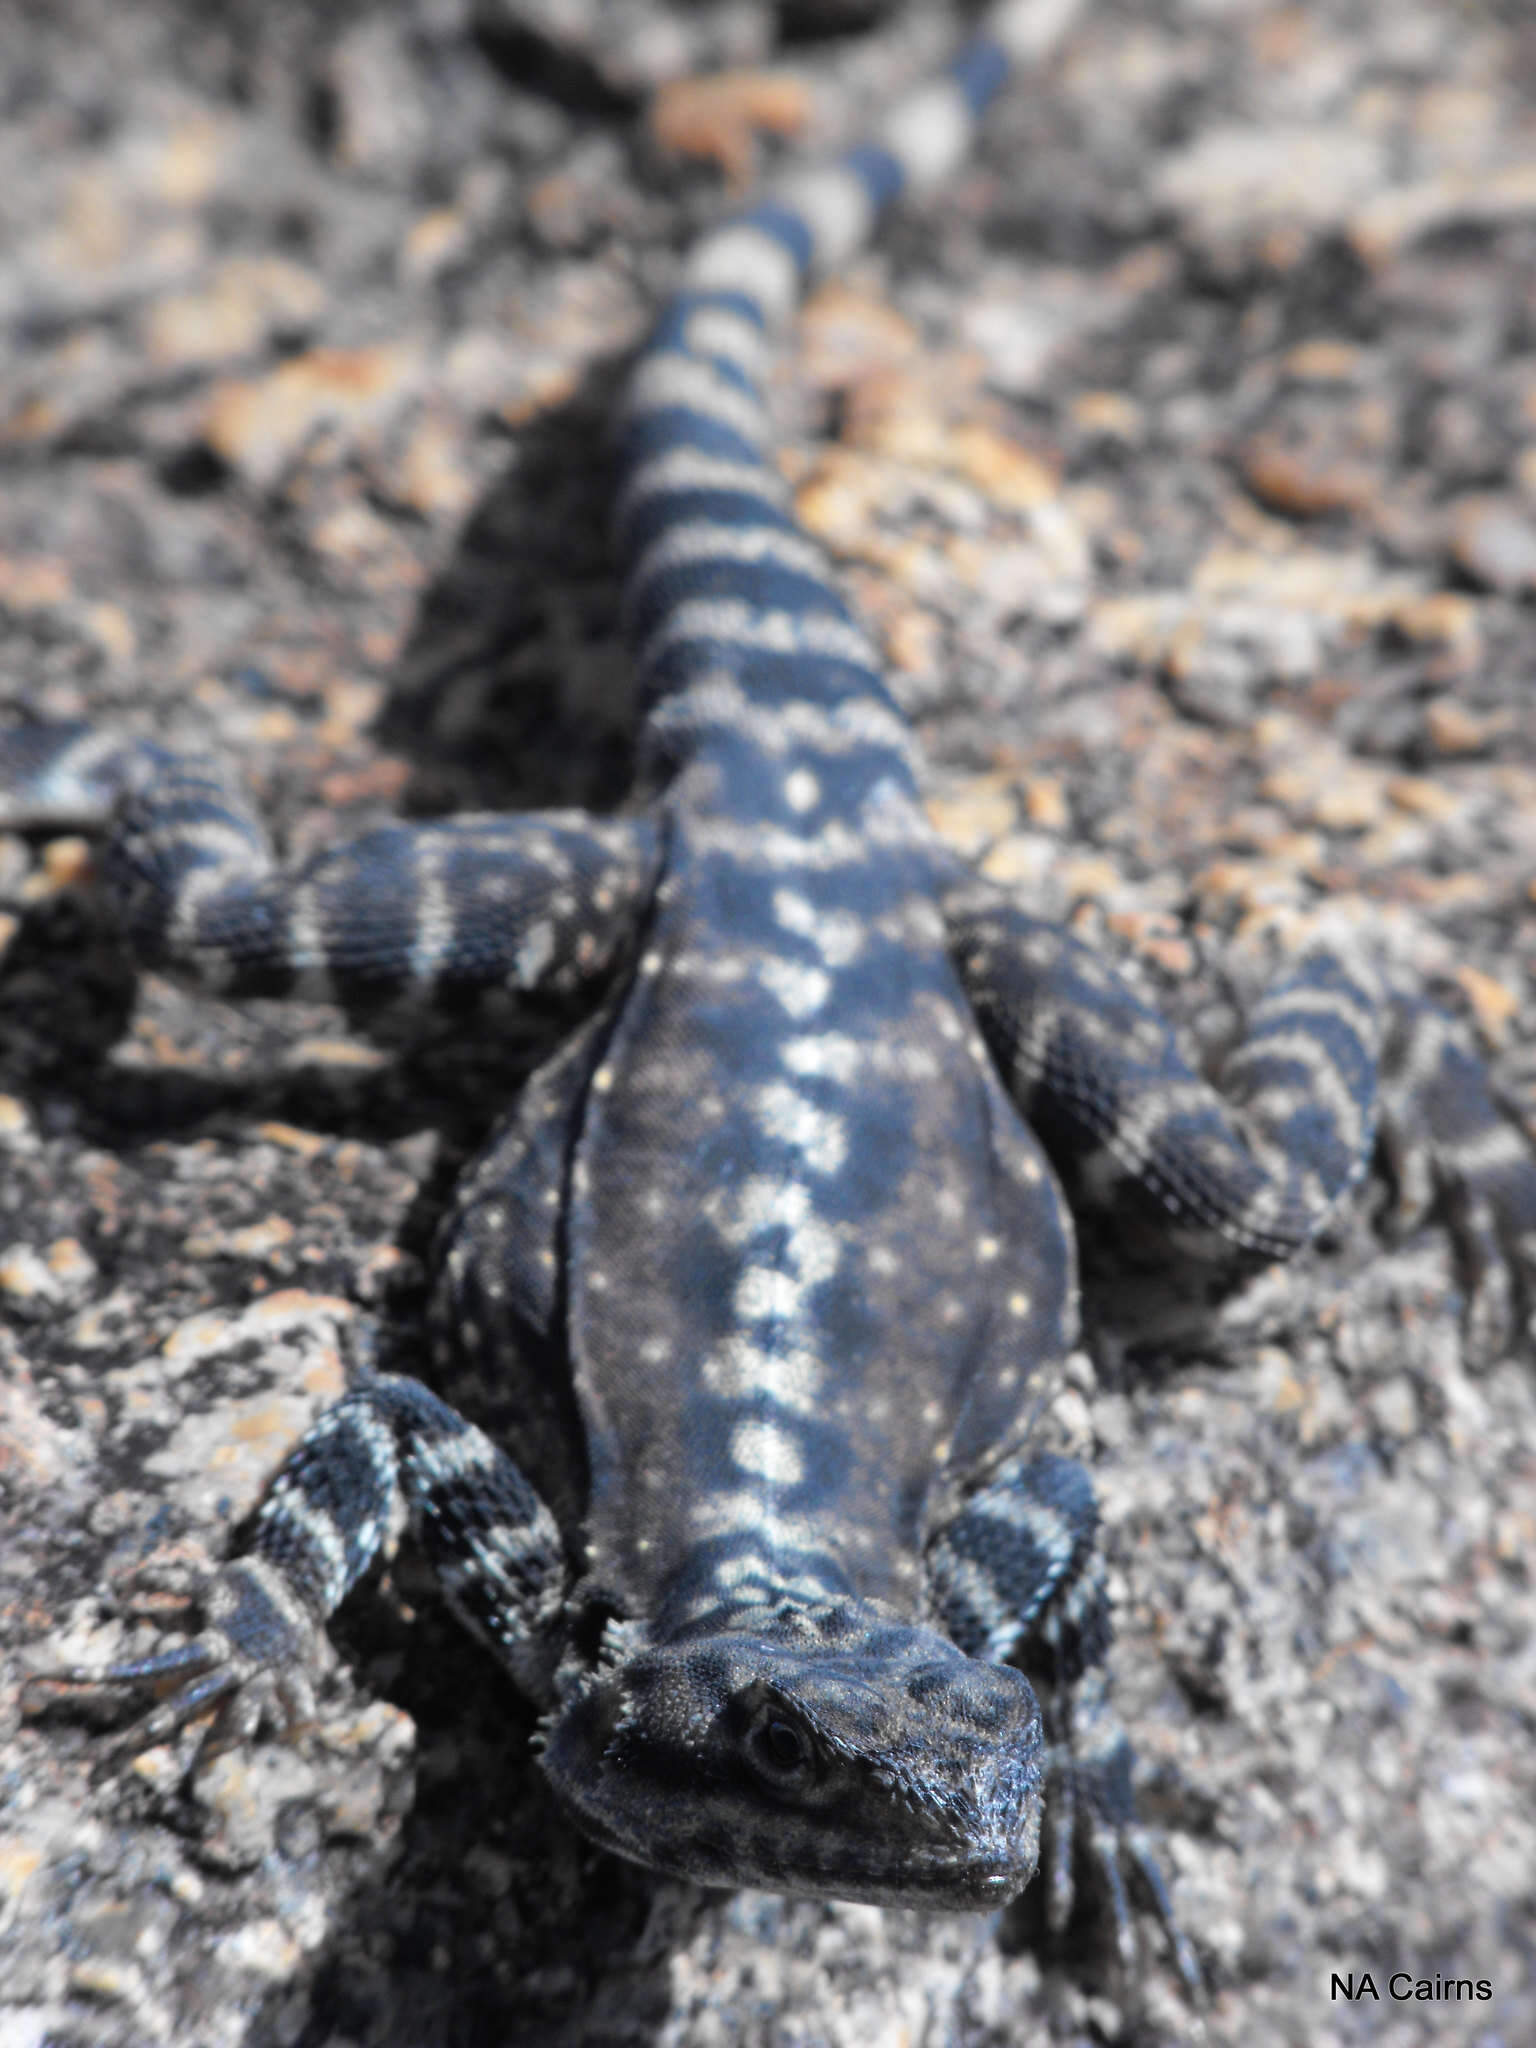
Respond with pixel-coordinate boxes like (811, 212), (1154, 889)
(12, 0), (1536, 1995)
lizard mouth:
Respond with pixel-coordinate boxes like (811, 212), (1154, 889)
(571, 1801), (1040, 1910)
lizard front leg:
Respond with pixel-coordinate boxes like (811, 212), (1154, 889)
(926, 1453), (1201, 1996)
(23, 1373), (569, 1759)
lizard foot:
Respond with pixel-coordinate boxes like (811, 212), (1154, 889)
(21, 1555), (324, 1775)
(1377, 999), (1536, 1362)
(1037, 1667), (1203, 2001)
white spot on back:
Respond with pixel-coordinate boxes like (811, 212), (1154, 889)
(734, 1266), (805, 1321)
(730, 1418), (804, 1486)
(784, 767), (820, 813)
(700, 1332), (825, 1414)
(752, 1081), (847, 1174)
(780, 1032), (862, 1085)
(758, 956), (831, 1017)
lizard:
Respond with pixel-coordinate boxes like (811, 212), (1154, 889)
(10, 0), (1536, 1997)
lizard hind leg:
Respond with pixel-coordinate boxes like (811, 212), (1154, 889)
(925, 1452), (1202, 1998)
(945, 873), (1536, 1355)
(943, 876), (1383, 1266)
(0, 722), (658, 1020)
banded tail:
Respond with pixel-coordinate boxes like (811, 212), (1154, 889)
(616, 0), (1086, 757)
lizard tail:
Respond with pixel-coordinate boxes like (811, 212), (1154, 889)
(616, 0), (1085, 744)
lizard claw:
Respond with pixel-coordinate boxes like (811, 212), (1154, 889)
(21, 1556), (323, 1773)
(1040, 1669), (1203, 2000)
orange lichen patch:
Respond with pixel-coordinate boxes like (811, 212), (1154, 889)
(1192, 857), (1311, 917)
(1139, 931), (1199, 977)
(925, 776), (1018, 854)
(1455, 965), (1519, 1044)
(1262, 760), (1384, 834)
(316, 679), (388, 751)
(1060, 855), (1124, 906)
(317, 756), (413, 808)
(799, 283), (920, 390)
(204, 343), (419, 485)
(793, 448), (885, 550)
(0, 398), (57, 445)
(0, 555), (70, 610)
(881, 602), (940, 676)
(1396, 871), (1502, 914)
(1022, 777), (1069, 831)
(1279, 337), (1368, 382)
(250, 706), (299, 748)
(46, 1238), (96, 1286)
(83, 603), (136, 665)
(160, 1289), (353, 1369)
(977, 835), (1054, 891)
(144, 256), (324, 368)
(649, 69), (811, 186)
(1069, 389), (1144, 440)
(1085, 592), (1192, 666)
(306, 500), (401, 572)
(185, 1216), (296, 1261)
(840, 367), (950, 466)
(256, 1122), (330, 1158)
(286, 1039), (390, 1071)
(1252, 5), (1311, 66)
(1385, 775), (1463, 821)
(144, 112), (227, 206)
(399, 409), (477, 520)
(499, 361), (579, 428)
(1382, 593), (1479, 654)
(1239, 429), (1379, 518)
(35, 838), (94, 894)
(948, 422), (1059, 509)
(400, 206), (470, 285)
(0, 1840), (46, 1906)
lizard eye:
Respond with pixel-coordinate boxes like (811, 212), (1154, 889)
(744, 1702), (816, 1785)
(765, 1719), (806, 1766)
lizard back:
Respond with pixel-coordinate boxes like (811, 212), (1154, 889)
(545, 4), (1087, 1636)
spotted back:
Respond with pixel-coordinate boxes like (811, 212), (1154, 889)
(558, 2), (1089, 1636)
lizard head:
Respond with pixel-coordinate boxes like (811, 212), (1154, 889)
(538, 1598), (1042, 1907)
